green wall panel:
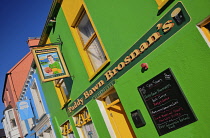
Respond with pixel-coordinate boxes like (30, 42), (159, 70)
(41, 0), (210, 137)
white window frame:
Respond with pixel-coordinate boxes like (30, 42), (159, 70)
(28, 118), (35, 129)
(30, 79), (45, 118)
(7, 109), (17, 129)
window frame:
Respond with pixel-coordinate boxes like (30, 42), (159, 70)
(53, 79), (71, 108)
(71, 6), (110, 80)
(196, 16), (210, 48)
(30, 80), (46, 118)
(8, 109), (17, 128)
(73, 107), (98, 138)
(155, 0), (170, 10)
(60, 120), (75, 138)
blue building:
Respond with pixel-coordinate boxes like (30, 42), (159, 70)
(16, 62), (56, 138)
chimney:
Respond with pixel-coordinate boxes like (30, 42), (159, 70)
(27, 37), (40, 47)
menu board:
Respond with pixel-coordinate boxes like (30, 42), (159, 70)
(137, 68), (197, 135)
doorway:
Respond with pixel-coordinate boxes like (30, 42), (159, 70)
(101, 88), (136, 138)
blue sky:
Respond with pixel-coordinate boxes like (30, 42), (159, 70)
(0, 0), (52, 129)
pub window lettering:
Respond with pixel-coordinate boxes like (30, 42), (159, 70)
(74, 108), (98, 138)
(60, 121), (75, 138)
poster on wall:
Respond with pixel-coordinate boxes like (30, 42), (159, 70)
(137, 68), (197, 136)
(32, 46), (70, 82)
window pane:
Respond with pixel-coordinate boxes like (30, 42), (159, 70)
(8, 110), (14, 119)
(78, 13), (95, 45)
(61, 82), (69, 99)
(82, 121), (98, 138)
(68, 133), (75, 138)
(204, 22), (210, 32)
(105, 92), (119, 105)
(11, 119), (17, 127)
(87, 37), (107, 71)
(31, 82), (45, 118)
(28, 118), (34, 129)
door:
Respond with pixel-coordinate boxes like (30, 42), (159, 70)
(103, 89), (136, 138)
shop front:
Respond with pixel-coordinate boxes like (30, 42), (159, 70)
(66, 2), (198, 137)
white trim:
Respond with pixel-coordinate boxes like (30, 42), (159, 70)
(4, 109), (20, 138)
(96, 99), (117, 138)
(30, 79), (46, 118)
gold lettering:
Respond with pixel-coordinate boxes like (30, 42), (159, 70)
(157, 23), (163, 30)
(104, 70), (115, 81)
(147, 32), (162, 46)
(77, 98), (84, 105)
(98, 80), (105, 87)
(89, 90), (94, 95)
(117, 62), (126, 70)
(74, 102), (77, 108)
(130, 49), (141, 61)
(68, 107), (72, 112)
(139, 42), (149, 53)
(92, 80), (104, 92)
(83, 91), (90, 99)
(92, 85), (98, 92)
(124, 56), (132, 65)
(77, 99), (80, 105)
(162, 20), (174, 33)
(112, 67), (118, 75)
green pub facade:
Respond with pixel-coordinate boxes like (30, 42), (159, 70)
(35, 0), (210, 137)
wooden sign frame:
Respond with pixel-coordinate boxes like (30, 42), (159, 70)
(31, 46), (70, 82)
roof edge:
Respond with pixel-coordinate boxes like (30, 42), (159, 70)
(7, 51), (32, 73)
(39, 0), (62, 45)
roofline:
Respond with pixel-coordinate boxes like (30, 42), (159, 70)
(7, 52), (32, 73)
(1, 52), (33, 103)
(39, 0), (62, 45)
(1, 73), (9, 103)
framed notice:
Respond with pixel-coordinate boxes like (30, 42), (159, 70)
(137, 68), (197, 136)
(32, 46), (70, 82)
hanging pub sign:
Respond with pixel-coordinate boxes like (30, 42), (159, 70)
(137, 68), (197, 136)
(17, 100), (34, 120)
(32, 46), (70, 82)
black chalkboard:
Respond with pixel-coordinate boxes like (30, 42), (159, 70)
(137, 68), (197, 136)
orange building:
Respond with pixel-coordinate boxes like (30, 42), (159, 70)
(1, 38), (38, 138)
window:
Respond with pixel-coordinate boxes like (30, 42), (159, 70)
(71, 7), (109, 80)
(77, 12), (107, 71)
(44, 127), (56, 138)
(54, 78), (72, 108)
(17, 112), (28, 136)
(20, 120), (28, 136)
(28, 118), (35, 129)
(74, 108), (98, 138)
(2, 118), (9, 137)
(155, 0), (170, 10)
(197, 16), (210, 47)
(60, 121), (75, 138)
(8, 110), (17, 128)
(30, 81), (45, 118)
